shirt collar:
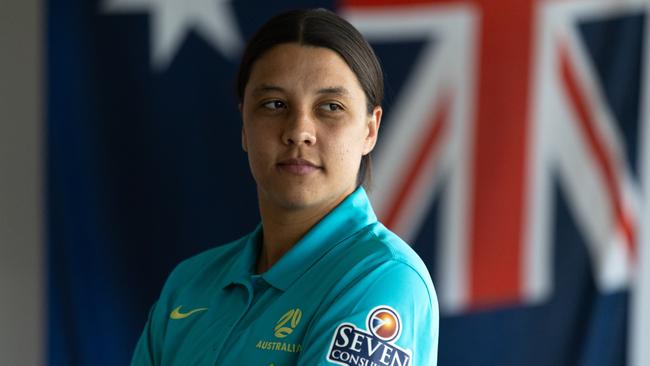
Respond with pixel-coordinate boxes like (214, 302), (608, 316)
(263, 186), (377, 291)
(222, 224), (262, 288)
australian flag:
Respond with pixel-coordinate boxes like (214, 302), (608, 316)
(48, 0), (650, 365)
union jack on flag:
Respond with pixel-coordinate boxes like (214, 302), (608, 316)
(343, 0), (650, 364)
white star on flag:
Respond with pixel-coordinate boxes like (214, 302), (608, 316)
(103, 0), (244, 70)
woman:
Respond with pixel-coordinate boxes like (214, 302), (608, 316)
(131, 8), (438, 366)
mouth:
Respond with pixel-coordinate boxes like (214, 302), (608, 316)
(277, 158), (322, 176)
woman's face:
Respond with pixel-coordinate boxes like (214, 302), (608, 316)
(241, 43), (381, 212)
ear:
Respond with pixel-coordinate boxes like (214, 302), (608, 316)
(241, 126), (248, 152)
(362, 106), (382, 155)
(240, 102), (249, 152)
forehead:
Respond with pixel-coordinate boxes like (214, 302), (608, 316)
(245, 43), (364, 97)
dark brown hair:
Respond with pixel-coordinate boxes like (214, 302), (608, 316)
(236, 8), (384, 188)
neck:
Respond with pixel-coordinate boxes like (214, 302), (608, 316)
(255, 190), (352, 273)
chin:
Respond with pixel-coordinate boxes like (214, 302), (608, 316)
(272, 188), (320, 210)
(257, 176), (355, 212)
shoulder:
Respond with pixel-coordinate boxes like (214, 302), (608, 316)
(338, 222), (436, 303)
(369, 222), (431, 275)
(174, 237), (243, 274)
(306, 221), (438, 322)
(159, 233), (250, 297)
(298, 223), (439, 365)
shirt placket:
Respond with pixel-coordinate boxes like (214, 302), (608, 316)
(211, 280), (255, 364)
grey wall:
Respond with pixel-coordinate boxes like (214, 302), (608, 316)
(0, 0), (43, 365)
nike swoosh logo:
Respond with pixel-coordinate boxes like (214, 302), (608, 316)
(170, 305), (208, 320)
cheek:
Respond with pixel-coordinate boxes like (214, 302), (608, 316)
(243, 127), (274, 167)
(244, 121), (273, 150)
(328, 134), (365, 172)
(248, 140), (272, 164)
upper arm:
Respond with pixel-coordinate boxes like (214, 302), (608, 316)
(297, 260), (439, 366)
(131, 301), (162, 366)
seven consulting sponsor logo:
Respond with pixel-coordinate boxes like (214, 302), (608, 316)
(328, 306), (412, 366)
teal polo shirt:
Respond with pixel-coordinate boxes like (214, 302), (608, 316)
(131, 187), (438, 365)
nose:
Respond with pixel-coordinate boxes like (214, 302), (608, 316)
(281, 109), (316, 146)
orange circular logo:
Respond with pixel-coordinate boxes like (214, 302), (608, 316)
(367, 306), (401, 342)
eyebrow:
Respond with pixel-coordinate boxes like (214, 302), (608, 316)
(316, 86), (351, 97)
(251, 84), (351, 97)
(251, 84), (285, 96)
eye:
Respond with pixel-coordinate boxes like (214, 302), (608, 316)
(262, 100), (287, 110)
(319, 103), (343, 112)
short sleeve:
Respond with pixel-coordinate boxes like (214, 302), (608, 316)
(131, 301), (164, 366)
(130, 254), (203, 365)
(296, 260), (439, 366)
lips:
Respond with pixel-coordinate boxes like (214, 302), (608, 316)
(277, 158), (321, 176)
